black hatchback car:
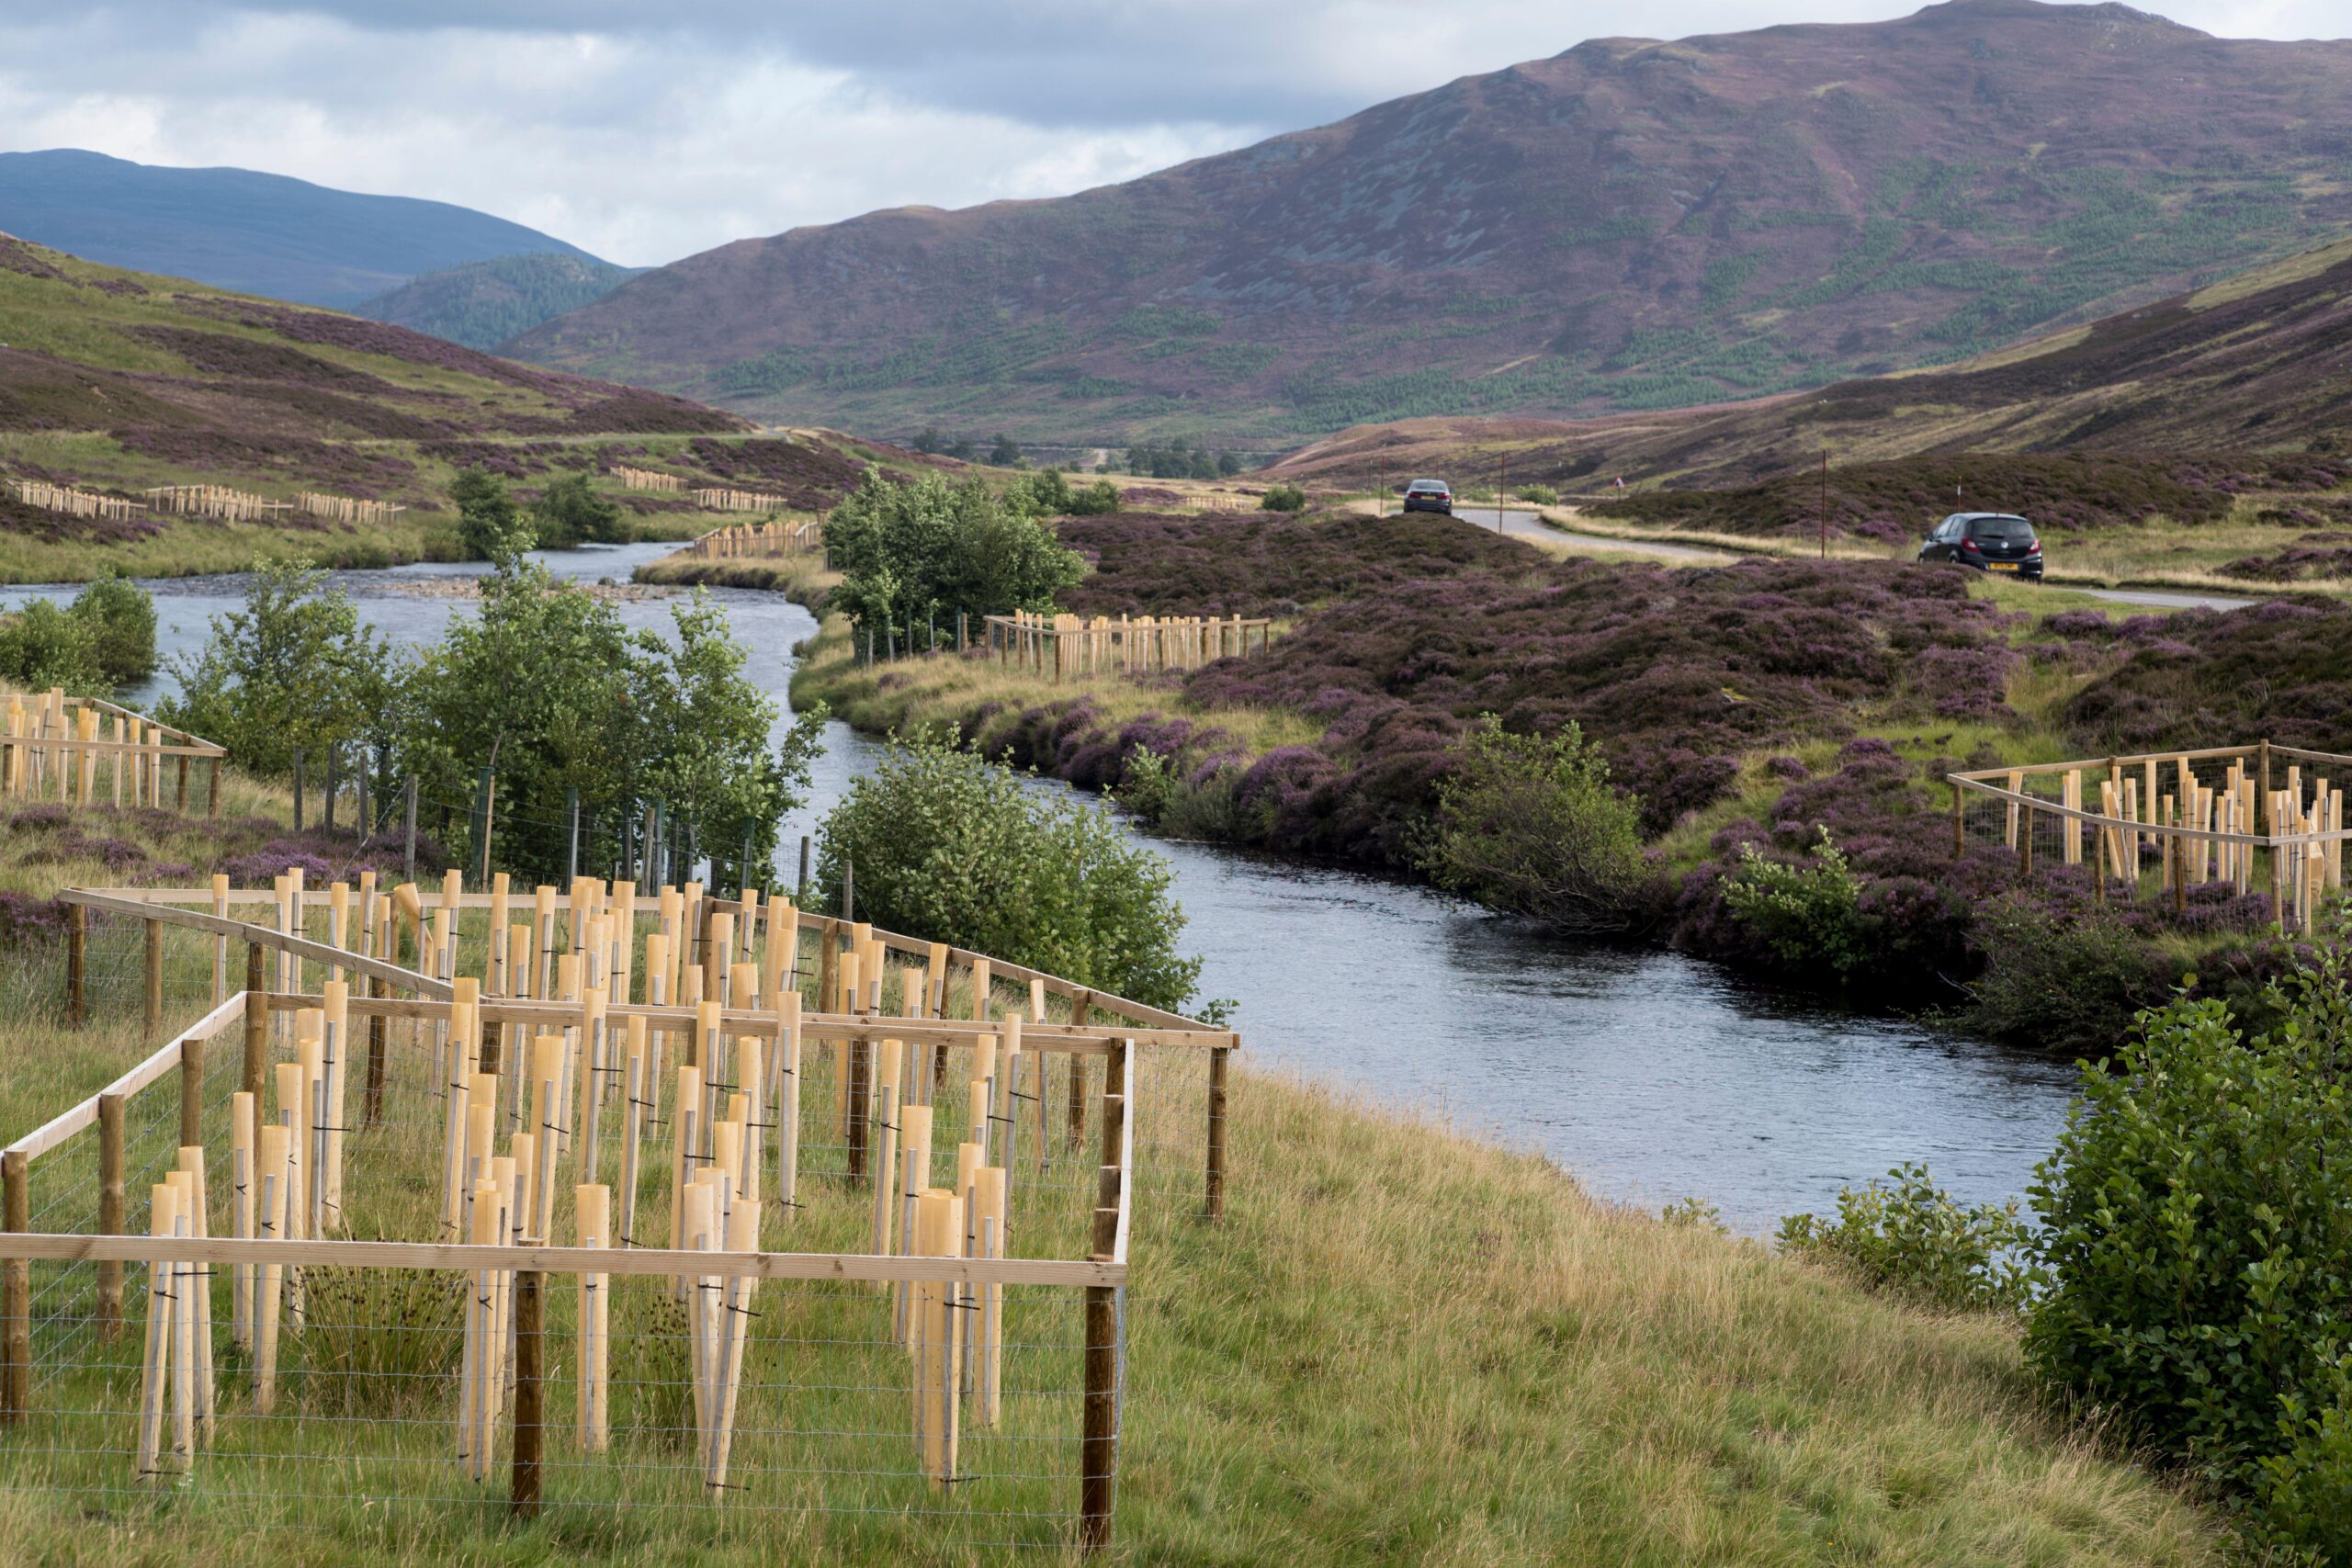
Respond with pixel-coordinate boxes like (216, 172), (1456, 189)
(1402, 479), (1453, 515)
(1919, 512), (2042, 581)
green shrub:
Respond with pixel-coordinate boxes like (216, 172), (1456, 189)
(1067, 479), (1122, 515)
(1260, 483), (1308, 513)
(530, 472), (626, 548)
(451, 468), (533, 559)
(2026, 955), (2352, 1524)
(0, 599), (105, 695)
(814, 728), (1204, 1013)
(825, 470), (1086, 634)
(1963, 901), (2167, 1052)
(1417, 716), (1648, 934)
(159, 559), (392, 779)
(1779, 1163), (2036, 1313)
(68, 571), (156, 688)
(1517, 483), (1559, 506)
(1722, 828), (1866, 976)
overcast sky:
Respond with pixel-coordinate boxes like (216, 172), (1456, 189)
(1, 1), (2342, 267)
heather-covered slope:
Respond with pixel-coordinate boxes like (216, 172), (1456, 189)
(0, 150), (605, 309)
(514, 0), (2352, 444)
(0, 234), (908, 580)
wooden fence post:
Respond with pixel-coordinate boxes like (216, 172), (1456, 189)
(513, 1269), (543, 1517)
(145, 918), (164, 1041)
(365, 974), (389, 1126)
(3, 1148), (27, 1425)
(1066, 991), (1092, 1149)
(97, 1094), (125, 1342)
(1080, 1038), (1126, 1553)
(1951, 784), (1964, 860)
(1206, 1045), (1229, 1222)
(66, 902), (85, 1030)
(243, 946), (268, 1100)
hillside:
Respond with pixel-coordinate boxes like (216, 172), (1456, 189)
(0, 233), (901, 581)
(0, 150), (605, 309)
(512, 0), (2352, 446)
(1270, 233), (2352, 489)
(356, 253), (642, 349)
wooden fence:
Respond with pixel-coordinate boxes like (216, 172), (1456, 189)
(692, 488), (788, 513)
(1950, 739), (2348, 931)
(8, 480), (145, 523)
(615, 467), (686, 493)
(681, 518), (821, 558)
(982, 611), (1272, 682)
(295, 491), (405, 527)
(3, 688), (228, 816)
(144, 485), (293, 524)
(0, 870), (1235, 1548)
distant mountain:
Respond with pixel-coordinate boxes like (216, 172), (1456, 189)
(356, 253), (642, 350)
(512, 0), (2352, 446)
(0, 150), (606, 309)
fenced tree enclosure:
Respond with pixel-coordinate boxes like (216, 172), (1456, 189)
(982, 612), (1271, 682)
(1950, 740), (2347, 931)
(3, 687), (228, 816)
(1, 869), (1235, 1554)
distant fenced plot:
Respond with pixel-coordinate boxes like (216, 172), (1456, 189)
(2, 871), (1236, 1554)
(1950, 739), (2346, 931)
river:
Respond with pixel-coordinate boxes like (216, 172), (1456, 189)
(3, 544), (2080, 1234)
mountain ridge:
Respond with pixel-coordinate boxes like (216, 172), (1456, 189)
(0, 150), (606, 309)
(510, 0), (2352, 445)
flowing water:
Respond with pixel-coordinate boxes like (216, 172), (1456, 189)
(4, 545), (2079, 1234)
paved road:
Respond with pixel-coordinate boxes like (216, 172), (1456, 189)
(1449, 506), (2254, 612)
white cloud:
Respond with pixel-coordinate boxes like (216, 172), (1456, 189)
(0, 1), (2342, 266)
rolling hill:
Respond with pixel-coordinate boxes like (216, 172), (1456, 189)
(1269, 233), (2352, 492)
(0, 232), (899, 581)
(0, 150), (606, 309)
(510, 0), (2352, 446)
(356, 254), (642, 350)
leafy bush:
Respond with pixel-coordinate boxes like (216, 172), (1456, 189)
(1260, 482), (1308, 513)
(1780, 1163), (2036, 1313)
(0, 600), (103, 695)
(1066, 479), (1122, 515)
(2026, 955), (2352, 1530)
(1721, 828), (1866, 976)
(159, 559), (393, 778)
(68, 571), (156, 688)
(1517, 483), (1559, 506)
(451, 468), (533, 559)
(1964, 901), (2168, 1051)
(814, 728), (1204, 1013)
(1417, 716), (1648, 934)
(825, 470), (1087, 634)
(529, 471), (626, 548)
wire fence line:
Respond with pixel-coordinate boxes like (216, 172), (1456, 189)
(1, 871), (1236, 1555)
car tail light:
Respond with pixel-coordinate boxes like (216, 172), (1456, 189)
(1961, 536), (1981, 552)
(2026, 540), (2041, 556)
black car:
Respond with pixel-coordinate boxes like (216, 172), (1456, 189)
(1918, 512), (2042, 581)
(1402, 479), (1453, 515)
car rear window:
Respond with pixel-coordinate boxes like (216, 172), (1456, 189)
(1970, 516), (2036, 542)
(1409, 480), (1447, 491)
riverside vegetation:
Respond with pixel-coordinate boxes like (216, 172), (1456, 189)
(786, 488), (2349, 1050)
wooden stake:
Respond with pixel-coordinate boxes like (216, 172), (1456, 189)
(575, 1183), (610, 1451)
